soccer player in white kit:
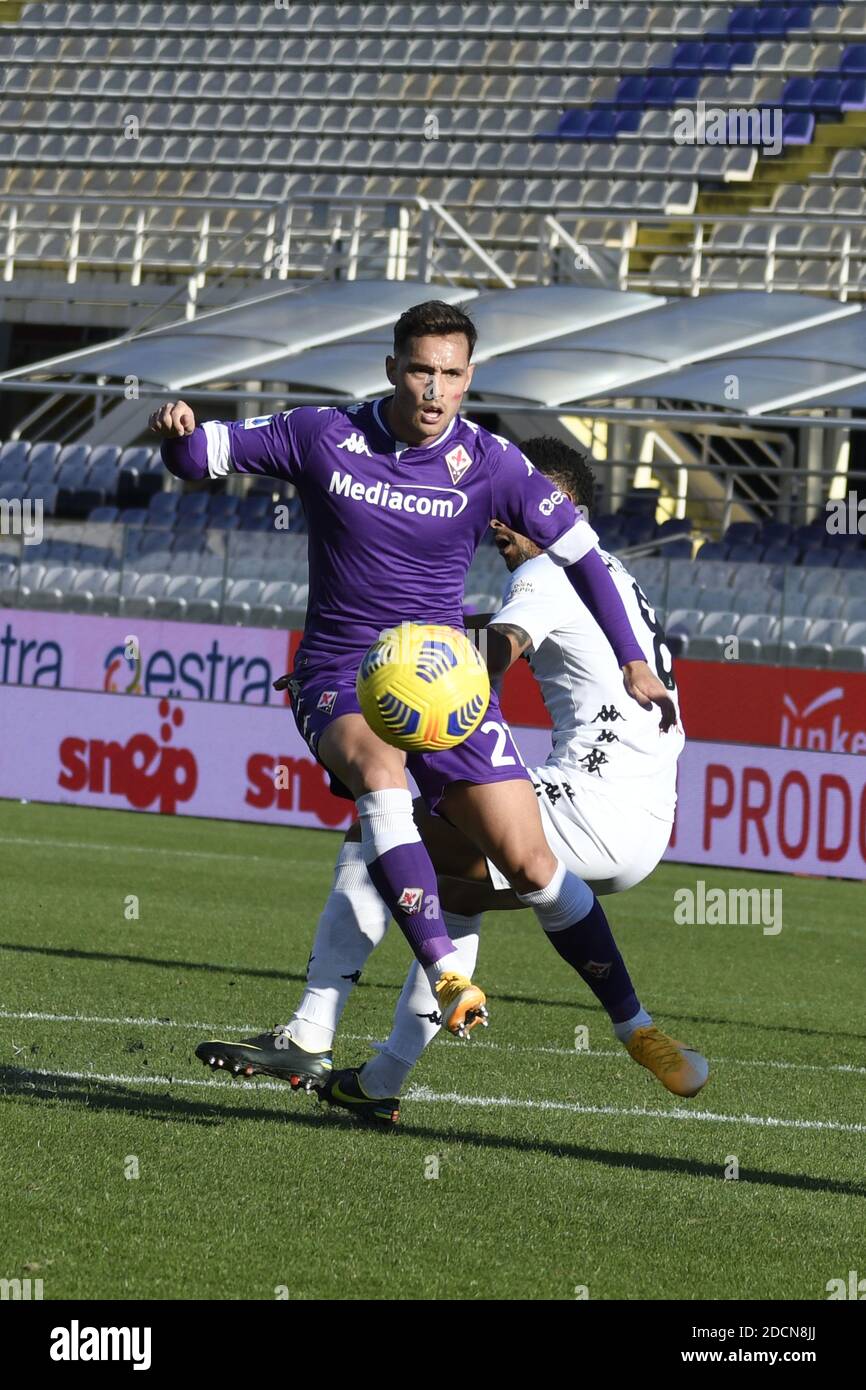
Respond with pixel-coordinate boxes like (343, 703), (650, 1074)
(305, 437), (707, 1123)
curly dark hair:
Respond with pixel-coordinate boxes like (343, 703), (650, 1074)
(520, 435), (597, 516)
(392, 300), (477, 360)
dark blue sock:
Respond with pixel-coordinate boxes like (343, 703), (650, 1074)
(545, 898), (640, 1024)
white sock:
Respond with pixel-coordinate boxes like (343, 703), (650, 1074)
(517, 858), (594, 933)
(285, 841), (389, 1053)
(356, 786), (419, 860)
(613, 1007), (653, 1044)
(360, 911), (482, 1098)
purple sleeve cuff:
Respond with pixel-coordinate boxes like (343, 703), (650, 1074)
(565, 549), (645, 667)
(161, 431), (209, 481)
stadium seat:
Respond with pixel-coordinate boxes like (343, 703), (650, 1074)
(829, 640), (866, 670)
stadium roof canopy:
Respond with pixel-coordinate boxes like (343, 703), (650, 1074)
(1, 281), (864, 419)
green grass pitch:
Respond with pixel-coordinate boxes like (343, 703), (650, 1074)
(0, 798), (863, 1301)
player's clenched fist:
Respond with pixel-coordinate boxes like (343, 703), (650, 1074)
(149, 400), (196, 437)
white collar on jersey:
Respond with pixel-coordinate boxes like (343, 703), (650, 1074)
(372, 397), (457, 458)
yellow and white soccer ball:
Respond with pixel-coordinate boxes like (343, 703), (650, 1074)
(356, 622), (490, 752)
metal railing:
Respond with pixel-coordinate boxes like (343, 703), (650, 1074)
(2, 194), (866, 319)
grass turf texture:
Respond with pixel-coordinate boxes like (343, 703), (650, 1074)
(0, 798), (863, 1302)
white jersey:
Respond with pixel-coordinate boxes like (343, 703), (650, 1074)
(491, 549), (684, 818)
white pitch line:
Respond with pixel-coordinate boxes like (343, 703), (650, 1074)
(1, 1009), (865, 1080)
(0, 835), (313, 867)
(7, 1065), (866, 1135)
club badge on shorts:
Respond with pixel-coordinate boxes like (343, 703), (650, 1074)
(397, 887), (424, 914)
(317, 690), (338, 714)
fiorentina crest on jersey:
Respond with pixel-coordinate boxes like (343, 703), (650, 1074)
(445, 443), (472, 484)
(397, 886), (424, 914)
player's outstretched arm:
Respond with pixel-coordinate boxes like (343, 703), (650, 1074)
(149, 399), (208, 480)
(561, 549), (676, 731)
(149, 401), (304, 483)
(490, 438), (675, 730)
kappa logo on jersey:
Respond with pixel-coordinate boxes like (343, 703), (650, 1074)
(397, 886), (424, 914)
(243, 415), (273, 429)
(316, 690), (338, 714)
(539, 489), (566, 517)
(445, 443), (472, 484)
(337, 432), (372, 456)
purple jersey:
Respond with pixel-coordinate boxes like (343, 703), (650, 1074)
(197, 398), (598, 673)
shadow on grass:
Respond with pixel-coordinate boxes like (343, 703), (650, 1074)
(2, 1065), (864, 1201)
(1, 940), (863, 1045)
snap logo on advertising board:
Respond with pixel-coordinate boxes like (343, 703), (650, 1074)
(0, 683), (354, 831)
(245, 754), (349, 828)
(59, 700), (197, 814)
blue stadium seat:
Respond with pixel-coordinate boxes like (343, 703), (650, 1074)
(782, 76), (815, 108)
(26, 441), (61, 479)
(177, 492), (210, 516)
(148, 491), (179, 518)
(760, 545), (798, 566)
(760, 521), (793, 545)
(174, 511), (209, 531)
(0, 441), (30, 472)
(619, 488), (658, 518)
(657, 517), (692, 539)
(841, 45), (866, 75)
(842, 78), (866, 111)
(801, 548), (837, 567)
(0, 481), (28, 502)
(837, 548), (866, 570)
(31, 482), (59, 514)
(753, 8), (788, 39)
(696, 540), (727, 561)
(87, 505), (119, 524)
(0, 454), (30, 483)
(726, 542), (762, 562)
(55, 462), (90, 516)
(724, 521), (761, 544)
(661, 538), (693, 559)
(783, 111), (815, 143)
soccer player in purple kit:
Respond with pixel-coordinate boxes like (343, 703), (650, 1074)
(149, 301), (674, 1095)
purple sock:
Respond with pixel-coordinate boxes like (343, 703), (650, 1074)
(365, 842), (454, 969)
(545, 900), (640, 1024)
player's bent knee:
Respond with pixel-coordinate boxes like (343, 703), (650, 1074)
(497, 844), (559, 896)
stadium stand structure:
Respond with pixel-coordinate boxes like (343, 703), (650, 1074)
(0, 1), (865, 312)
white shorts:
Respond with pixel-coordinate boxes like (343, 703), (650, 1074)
(487, 765), (674, 896)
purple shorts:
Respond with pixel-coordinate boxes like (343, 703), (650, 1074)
(286, 666), (529, 813)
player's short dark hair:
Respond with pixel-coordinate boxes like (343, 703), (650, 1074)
(392, 300), (477, 360)
(520, 436), (597, 515)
